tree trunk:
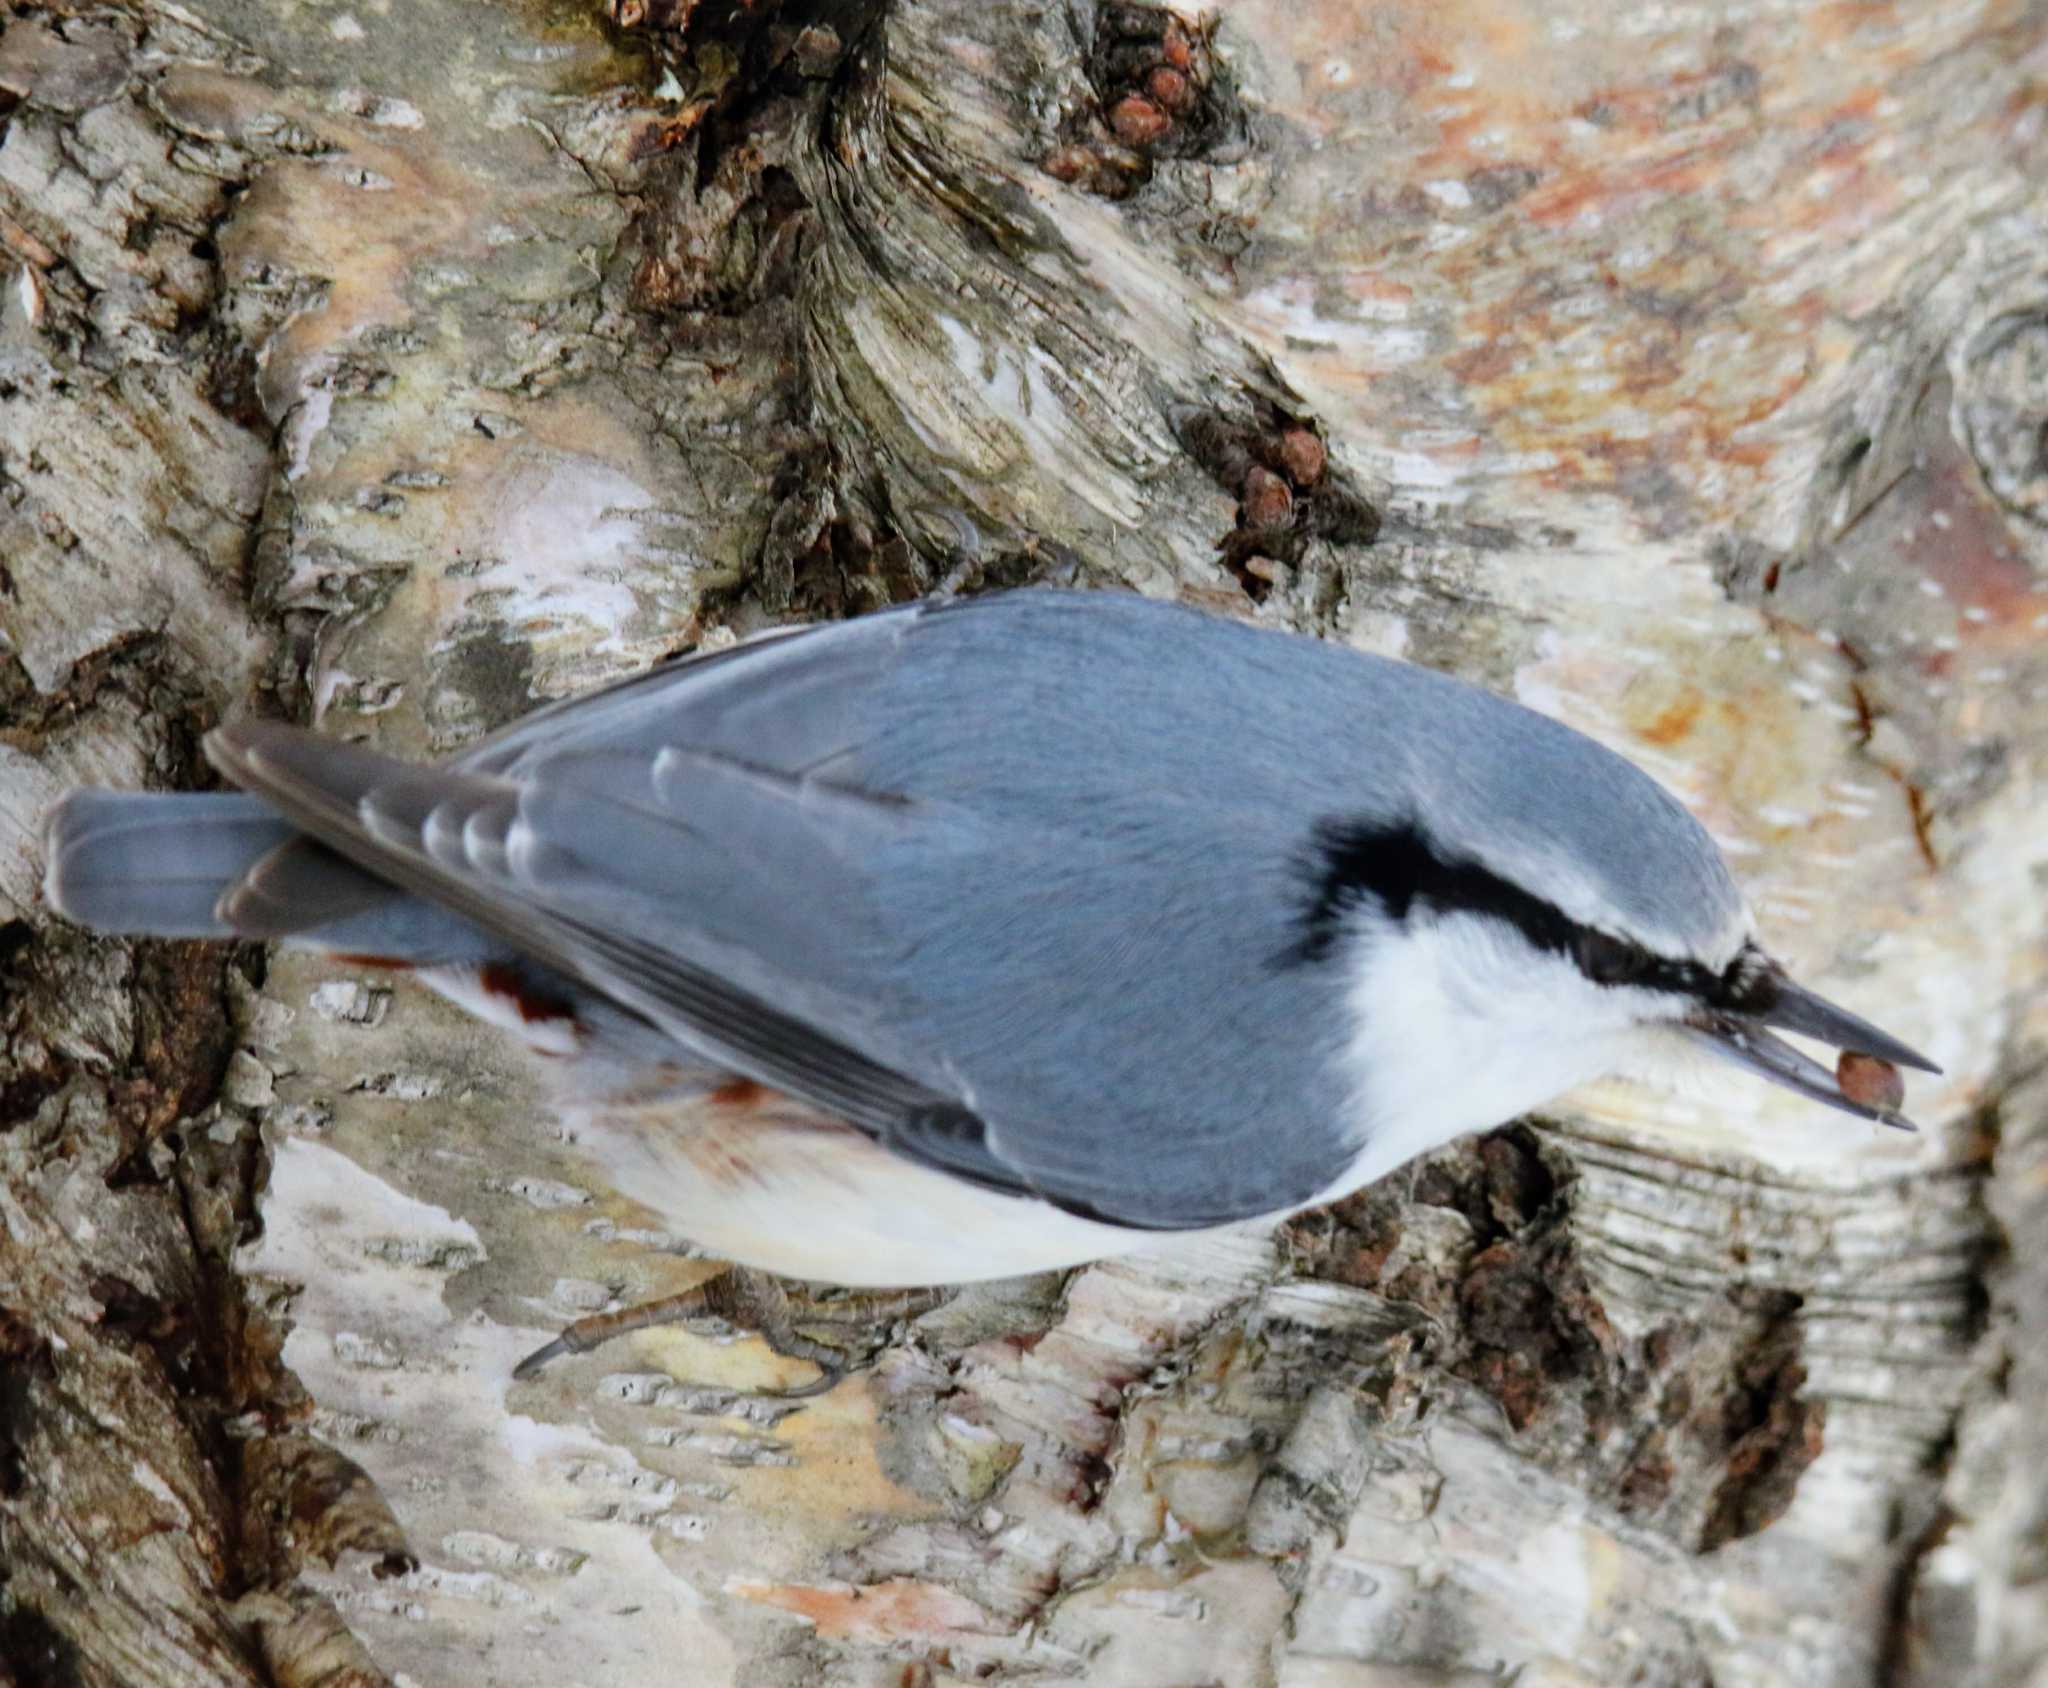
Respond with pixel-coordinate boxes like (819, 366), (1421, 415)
(2, 0), (2044, 1682)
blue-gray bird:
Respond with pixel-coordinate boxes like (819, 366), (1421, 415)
(42, 590), (1935, 1288)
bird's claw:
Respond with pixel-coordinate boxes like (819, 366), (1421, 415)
(511, 1268), (945, 1401)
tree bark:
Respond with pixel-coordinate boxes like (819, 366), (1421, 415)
(2, 0), (2044, 1683)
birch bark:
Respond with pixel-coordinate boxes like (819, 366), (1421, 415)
(1, 2), (2043, 1683)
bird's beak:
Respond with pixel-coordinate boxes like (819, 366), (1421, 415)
(1685, 963), (1940, 1131)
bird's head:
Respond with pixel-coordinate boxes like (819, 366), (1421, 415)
(1311, 707), (1937, 1135)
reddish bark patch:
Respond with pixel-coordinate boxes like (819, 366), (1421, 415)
(1171, 404), (1378, 601)
(731, 1576), (996, 1644)
(1636, 690), (1703, 747)
(612, 0), (883, 316)
(99, 940), (244, 1184)
(1446, 339), (1518, 387)
(1040, 5), (1246, 200)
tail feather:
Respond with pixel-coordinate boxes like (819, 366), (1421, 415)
(219, 837), (397, 938)
(41, 788), (502, 965)
(43, 791), (295, 937)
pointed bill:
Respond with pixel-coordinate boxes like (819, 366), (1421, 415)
(1754, 975), (1940, 1074)
(1685, 1014), (1918, 1131)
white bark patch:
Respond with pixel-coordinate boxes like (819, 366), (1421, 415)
(310, 980), (393, 1027)
(241, 1136), (741, 1683)
(0, 746), (62, 916)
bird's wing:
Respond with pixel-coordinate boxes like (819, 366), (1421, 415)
(453, 612), (908, 784)
(205, 717), (1006, 1163)
(211, 596), (1366, 1228)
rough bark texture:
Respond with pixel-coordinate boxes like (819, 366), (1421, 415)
(1, 0), (2044, 1683)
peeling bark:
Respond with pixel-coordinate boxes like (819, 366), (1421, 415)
(2, 0), (2044, 1683)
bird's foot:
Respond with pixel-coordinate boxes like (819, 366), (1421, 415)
(512, 1266), (946, 1399)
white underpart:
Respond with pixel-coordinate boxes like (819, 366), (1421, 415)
(418, 911), (1687, 1285)
(1319, 909), (1672, 1201)
(520, 910), (1685, 1287)
(413, 959), (1223, 1282)
(565, 1088), (1159, 1287)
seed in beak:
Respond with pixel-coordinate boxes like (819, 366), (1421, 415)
(1836, 1051), (1905, 1114)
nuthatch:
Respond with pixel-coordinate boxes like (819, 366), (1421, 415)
(44, 590), (1936, 1289)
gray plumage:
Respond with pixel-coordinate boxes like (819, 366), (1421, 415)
(44, 791), (296, 938)
(46, 589), (1917, 1243)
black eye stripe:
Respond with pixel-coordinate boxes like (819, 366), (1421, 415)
(1280, 814), (1734, 1001)
(1283, 816), (1573, 967)
(1577, 929), (1649, 984)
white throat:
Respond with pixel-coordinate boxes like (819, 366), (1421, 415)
(1319, 910), (1650, 1200)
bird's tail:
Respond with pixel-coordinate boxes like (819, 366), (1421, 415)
(42, 791), (297, 938)
(41, 789), (494, 963)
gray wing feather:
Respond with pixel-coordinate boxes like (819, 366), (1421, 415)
(457, 618), (894, 780)
(218, 840), (401, 937)
(204, 713), (979, 1155)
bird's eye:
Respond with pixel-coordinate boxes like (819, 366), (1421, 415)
(1577, 931), (1649, 986)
